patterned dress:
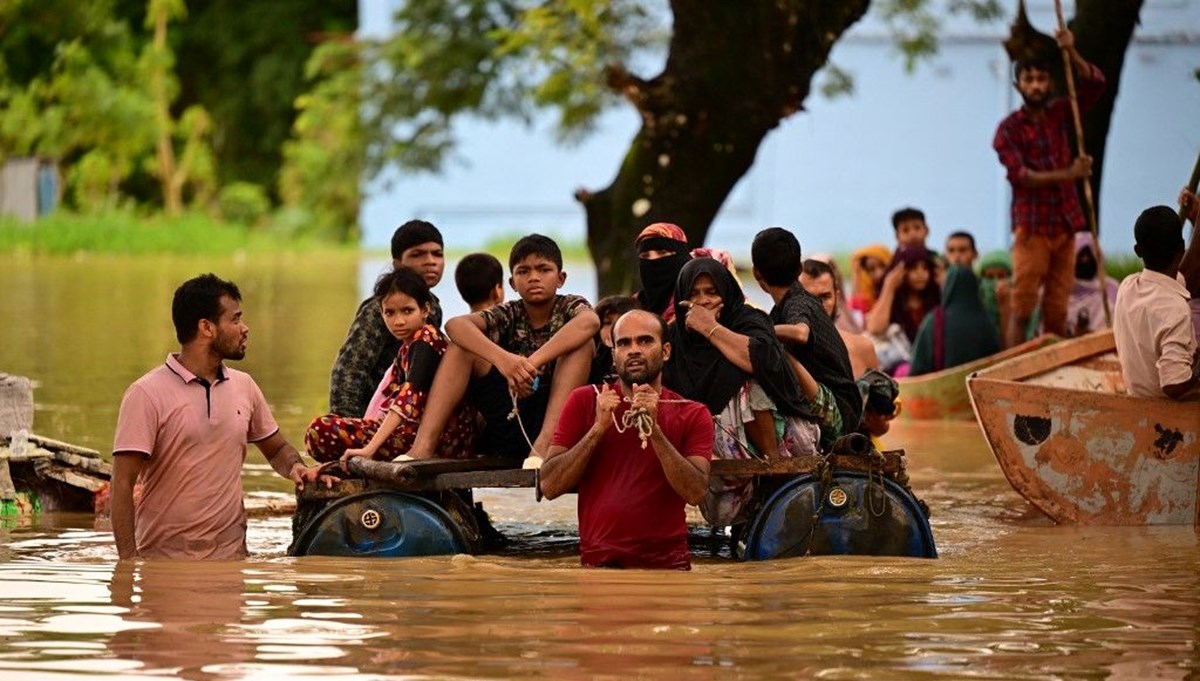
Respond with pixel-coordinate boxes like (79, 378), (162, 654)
(327, 293), (442, 418)
(307, 325), (476, 461)
(700, 381), (821, 527)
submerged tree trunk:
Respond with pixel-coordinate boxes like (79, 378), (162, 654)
(1003, 0), (1144, 232)
(577, 1), (870, 295)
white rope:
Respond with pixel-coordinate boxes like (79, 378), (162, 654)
(612, 405), (654, 449)
(590, 384), (691, 450)
(508, 390), (542, 459)
(507, 382), (693, 458)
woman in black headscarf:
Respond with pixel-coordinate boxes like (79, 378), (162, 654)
(634, 222), (692, 322)
(664, 258), (821, 526)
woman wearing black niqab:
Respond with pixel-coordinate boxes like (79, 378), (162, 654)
(634, 222), (692, 322)
(664, 258), (821, 526)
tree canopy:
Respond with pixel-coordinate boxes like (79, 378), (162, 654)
(0, 0), (355, 214)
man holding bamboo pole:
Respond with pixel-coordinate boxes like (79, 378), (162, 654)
(993, 27), (1105, 348)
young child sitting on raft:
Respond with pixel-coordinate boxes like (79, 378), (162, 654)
(402, 234), (600, 464)
(305, 268), (477, 462)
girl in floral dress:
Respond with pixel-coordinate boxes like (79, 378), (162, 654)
(306, 268), (476, 461)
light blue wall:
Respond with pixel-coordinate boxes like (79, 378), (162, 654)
(360, 0), (1200, 276)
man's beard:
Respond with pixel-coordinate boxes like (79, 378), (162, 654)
(1021, 92), (1048, 109)
(216, 333), (246, 361)
(617, 359), (661, 386)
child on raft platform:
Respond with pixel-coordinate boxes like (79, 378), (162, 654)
(305, 268), (478, 462)
(401, 234), (600, 464)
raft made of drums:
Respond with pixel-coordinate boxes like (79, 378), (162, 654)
(289, 435), (937, 560)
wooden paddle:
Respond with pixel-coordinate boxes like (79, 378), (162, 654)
(1053, 0), (1110, 327)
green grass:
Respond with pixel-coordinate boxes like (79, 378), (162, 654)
(2, 214), (1139, 280)
(0, 210), (352, 256)
(1102, 254), (1142, 281)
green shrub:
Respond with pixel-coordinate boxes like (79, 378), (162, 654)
(1103, 254), (1141, 281)
(217, 182), (271, 226)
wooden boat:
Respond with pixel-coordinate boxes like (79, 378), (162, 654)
(899, 334), (1059, 420)
(289, 436), (937, 560)
(1, 432), (112, 517)
(967, 330), (1200, 525)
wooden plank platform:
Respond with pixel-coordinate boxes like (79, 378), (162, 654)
(299, 450), (907, 502)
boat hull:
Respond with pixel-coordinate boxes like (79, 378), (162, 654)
(899, 334), (1058, 420)
(968, 331), (1199, 525)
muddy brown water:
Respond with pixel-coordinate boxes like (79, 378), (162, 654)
(0, 254), (1196, 680)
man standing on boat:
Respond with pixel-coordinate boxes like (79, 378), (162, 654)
(993, 27), (1105, 348)
(111, 274), (330, 560)
(540, 310), (713, 570)
(1113, 207), (1200, 401)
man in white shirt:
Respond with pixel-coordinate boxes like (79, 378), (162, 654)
(1112, 205), (1199, 401)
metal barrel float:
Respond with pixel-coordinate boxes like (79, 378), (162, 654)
(741, 432), (937, 560)
(290, 490), (470, 557)
(742, 471), (937, 560)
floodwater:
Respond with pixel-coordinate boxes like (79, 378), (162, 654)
(0, 254), (1197, 680)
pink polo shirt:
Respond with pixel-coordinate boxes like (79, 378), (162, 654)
(1113, 271), (1198, 400)
(113, 354), (279, 559)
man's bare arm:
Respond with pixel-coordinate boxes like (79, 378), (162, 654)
(111, 452), (144, 560)
(255, 431), (333, 491)
(648, 425), (710, 505)
(539, 387), (618, 498)
(774, 323), (810, 345)
(1178, 189), (1200, 297)
(539, 434), (602, 501)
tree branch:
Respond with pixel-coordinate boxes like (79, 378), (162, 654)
(604, 62), (652, 111)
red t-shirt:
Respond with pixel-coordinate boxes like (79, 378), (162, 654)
(551, 384), (714, 569)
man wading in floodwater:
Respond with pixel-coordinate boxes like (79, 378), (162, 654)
(539, 310), (713, 570)
(111, 274), (332, 560)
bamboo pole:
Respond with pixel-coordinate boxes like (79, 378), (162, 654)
(1053, 0), (1110, 327)
(1179, 151), (1200, 223)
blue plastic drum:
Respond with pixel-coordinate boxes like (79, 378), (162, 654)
(743, 471), (937, 560)
(291, 490), (470, 557)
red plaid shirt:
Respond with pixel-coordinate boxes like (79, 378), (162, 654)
(993, 63), (1105, 236)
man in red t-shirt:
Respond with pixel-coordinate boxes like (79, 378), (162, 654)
(541, 310), (713, 570)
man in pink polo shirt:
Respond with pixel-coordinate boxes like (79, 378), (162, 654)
(112, 274), (329, 560)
